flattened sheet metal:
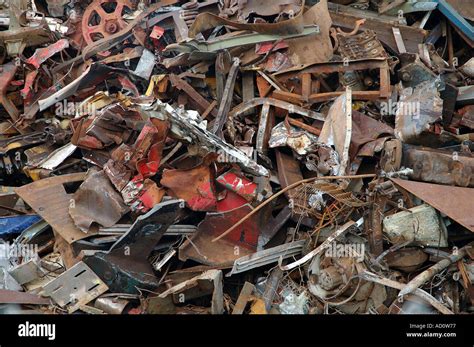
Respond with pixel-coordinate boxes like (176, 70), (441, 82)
(275, 150), (304, 199)
(318, 89), (352, 176)
(15, 172), (99, 244)
(286, 0), (333, 66)
(179, 204), (266, 267)
(161, 164), (217, 211)
(41, 261), (108, 313)
(69, 170), (129, 232)
(391, 178), (474, 232)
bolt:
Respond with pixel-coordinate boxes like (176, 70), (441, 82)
(105, 21), (118, 34)
(104, 270), (114, 280)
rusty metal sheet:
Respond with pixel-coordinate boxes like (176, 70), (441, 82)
(69, 170), (129, 232)
(53, 230), (83, 269)
(351, 110), (394, 159)
(286, 0), (334, 66)
(458, 105), (474, 129)
(15, 172), (99, 244)
(0, 186), (19, 216)
(275, 150), (303, 199)
(337, 30), (391, 62)
(158, 269), (224, 314)
(328, 2), (427, 54)
(179, 204), (270, 267)
(161, 163), (217, 211)
(400, 145), (474, 187)
(104, 160), (132, 192)
(391, 178), (474, 232)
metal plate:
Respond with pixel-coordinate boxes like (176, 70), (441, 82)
(392, 178), (474, 232)
(42, 261), (108, 313)
(179, 204), (268, 267)
(15, 172), (98, 244)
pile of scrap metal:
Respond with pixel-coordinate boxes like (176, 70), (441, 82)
(0, 0), (473, 315)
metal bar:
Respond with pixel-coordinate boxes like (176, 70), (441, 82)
(0, 62), (21, 123)
(399, 247), (469, 297)
(169, 74), (218, 118)
(392, 27), (407, 54)
(228, 240), (305, 276)
(287, 117), (321, 136)
(232, 282), (255, 314)
(213, 57), (240, 137)
(255, 103), (272, 154)
(168, 25), (320, 54)
(359, 271), (454, 314)
(280, 220), (359, 271)
(436, 0), (474, 41)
